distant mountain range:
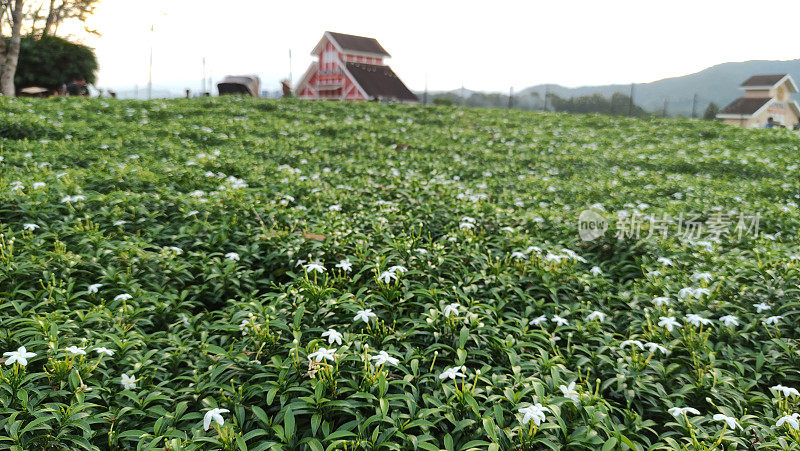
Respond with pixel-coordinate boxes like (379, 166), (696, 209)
(434, 59), (800, 116)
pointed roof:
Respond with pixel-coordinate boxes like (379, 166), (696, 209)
(740, 74), (798, 92)
(344, 62), (417, 101)
(717, 96), (800, 119)
(312, 32), (391, 57)
(719, 97), (773, 116)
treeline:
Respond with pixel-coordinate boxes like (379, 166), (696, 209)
(425, 91), (650, 116)
(425, 90), (722, 120)
(548, 92), (648, 116)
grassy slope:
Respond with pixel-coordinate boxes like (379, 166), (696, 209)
(1, 97), (800, 449)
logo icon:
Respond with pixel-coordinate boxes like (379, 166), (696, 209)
(578, 210), (607, 241)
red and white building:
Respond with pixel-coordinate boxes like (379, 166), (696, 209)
(295, 31), (418, 103)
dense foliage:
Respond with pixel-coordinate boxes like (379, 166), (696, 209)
(14, 36), (98, 90)
(425, 92), (647, 118)
(1, 97), (800, 450)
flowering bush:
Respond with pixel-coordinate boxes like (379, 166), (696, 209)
(1, 96), (800, 449)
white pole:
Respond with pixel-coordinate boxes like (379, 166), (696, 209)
(147, 24), (153, 99)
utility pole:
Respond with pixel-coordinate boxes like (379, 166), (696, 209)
(423, 73), (428, 105)
(628, 83), (635, 117)
(543, 84), (549, 111)
(202, 57), (206, 94)
(662, 98), (668, 118)
(691, 93), (698, 118)
(147, 24), (154, 100)
(288, 49), (293, 85)
(508, 86), (514, 109)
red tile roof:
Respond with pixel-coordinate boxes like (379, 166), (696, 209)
(328, 32), (390, 57)
(345, 62), (417, 102)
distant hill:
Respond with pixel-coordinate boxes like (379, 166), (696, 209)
(422, 59), (800, 116)
(519, 59), (800, 116)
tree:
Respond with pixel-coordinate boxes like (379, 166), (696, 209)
(547, 92), (648, 117)
(14, 35), (96, 89)
(703, 102), (720, 121)
(42, 0), (98, 37)
(21, 0), (98, 37)
(0, 0), (24, 96)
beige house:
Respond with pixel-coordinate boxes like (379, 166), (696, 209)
(717, 74), (800, 128)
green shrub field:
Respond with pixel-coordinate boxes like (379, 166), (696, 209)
(1, 97), (800, 450)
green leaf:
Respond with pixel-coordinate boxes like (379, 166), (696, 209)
(284, 408), (295, 442)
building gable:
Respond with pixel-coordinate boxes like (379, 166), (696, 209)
(297, 32), (416, 103)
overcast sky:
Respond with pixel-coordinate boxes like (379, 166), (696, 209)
(77, 0), (800, 94)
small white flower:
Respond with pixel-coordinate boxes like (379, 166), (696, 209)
(719, 315), (739, 327)
(372, 350), (399, 366)
(3, 346), (36, 366)
(590, 266), (603, 276)
(685, 313), (712, 327)
(443, 303), (460, 318)
(559, 381), (579, 404)
(23, 223), (39, 231)
(668, 407), (700, 417)
(529, 315), (547, 326)
(305, 262), (326, 273)
(308, 347), (336, 362)
(203, 408), (230, 431)
(87, 283), (102, 294)
(658, 316), (681, 332)
(224, 252), (240, 261)
(439, 366), (466, 380)
(113, 220), (127, 226)
(551, 315), (568, 327)
(354, 309), (377, 324)
(511, 251), (527, 260)
(644, 342), (668, 354)
(64, 346), (86, 355)
(388, 265), (407, 274)
(657, 257), (674, 266)
(713, 414), (740, 430)
(620, 340), (644, 349)
(777, 413), (800, 430)
(518, 403), (549, 426)
(694, 288), (711, 297)
(652, 297), (670, 307)
(764, 315), (783, 325)
(239, 318), (254, 334)
(692, 272), (713, 282)
(336, 259), (352, 272)
(120, 373), (136, 390)
(321, 329), (343, 345)
(753, 302), (771, 313)
(771, 385), (800, 397)
(585, 311), (605, 322)
(32, 182), (46, 189)
(378, 271), (398, 283)
(114, 293), (132, 301)
(94, 347), (114, 356)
